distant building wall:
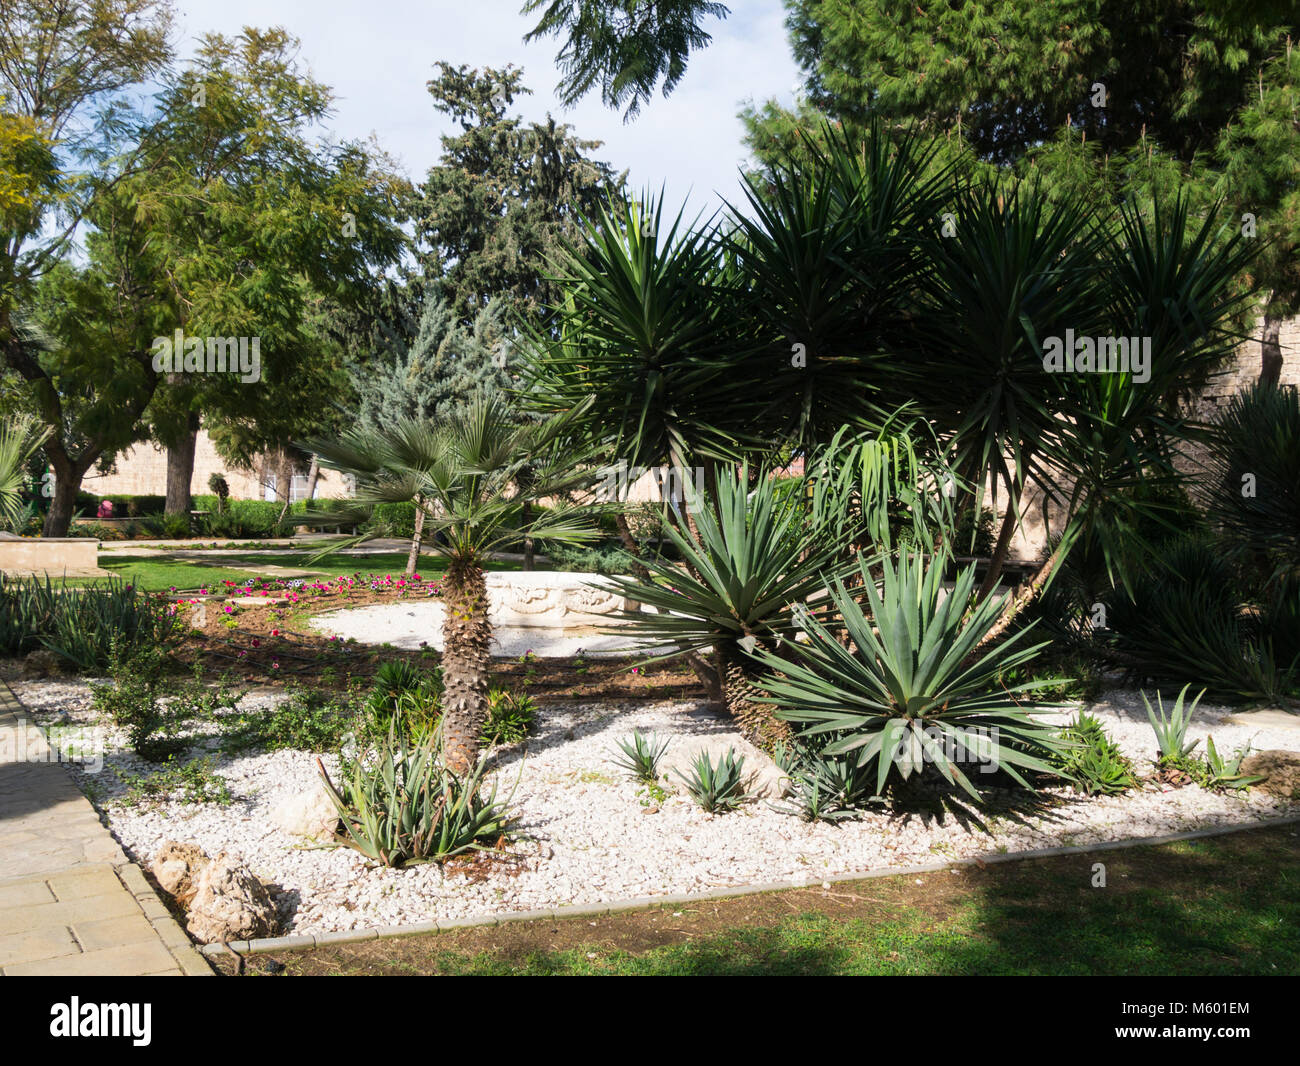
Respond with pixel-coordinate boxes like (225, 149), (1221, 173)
(84, 429), (351, 501)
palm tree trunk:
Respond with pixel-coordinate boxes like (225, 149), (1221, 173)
(405, 504), (426, 576)
(440, 555), (492, 775)
(716, 642), (791, 752)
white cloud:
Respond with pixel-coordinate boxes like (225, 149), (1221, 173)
(172, 0), (799, 213)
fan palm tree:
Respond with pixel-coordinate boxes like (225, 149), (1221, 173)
(304, 394), (602, 773)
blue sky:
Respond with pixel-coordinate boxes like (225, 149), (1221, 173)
(172, 1), (801, 214)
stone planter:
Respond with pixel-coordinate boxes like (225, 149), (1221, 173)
(0, 533), (102, 576)
(484, 571), (630, 628)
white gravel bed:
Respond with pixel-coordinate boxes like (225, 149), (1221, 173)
(12, 678), (1300, 936)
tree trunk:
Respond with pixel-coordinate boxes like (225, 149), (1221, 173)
(164, 418), (199, 515)
(716, 642), (791, 752)
(965, 532), (1073, 664)
(405, 504), (426, 576)
(976, 477), (1022, 602)
(274, 446), (293, 527)
(40, 440), (90, 538)
(1260, 307), (1284, 387)
(440, 555), (492, 775)
(42, 460), (81, 536)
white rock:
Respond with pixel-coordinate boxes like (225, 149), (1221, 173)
(271, 782), (341, 842)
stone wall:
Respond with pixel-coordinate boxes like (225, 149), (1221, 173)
(85, 429), (351, 501)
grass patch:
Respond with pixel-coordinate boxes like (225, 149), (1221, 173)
(214, 823), (1300, 976)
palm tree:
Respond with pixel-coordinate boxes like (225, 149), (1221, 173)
(305, 394), (601, 772)
(0, 414), (49, 531)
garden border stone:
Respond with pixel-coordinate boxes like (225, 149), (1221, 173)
(196, 811), (1300, 958)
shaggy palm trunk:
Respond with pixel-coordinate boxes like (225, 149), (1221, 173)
(440, 555), (492, 775)
(716, 642), (791, 751)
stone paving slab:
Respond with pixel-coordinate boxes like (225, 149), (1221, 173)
(1224, 708), (1300, 731)
(0, 681), (211, 976)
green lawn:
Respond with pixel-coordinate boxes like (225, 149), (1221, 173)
(70, 550), (520, 592)
(218, 824), (1300, 976)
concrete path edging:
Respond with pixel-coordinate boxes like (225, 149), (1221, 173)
(199, 812), (1300, 959)
(0, 681), (212, 975)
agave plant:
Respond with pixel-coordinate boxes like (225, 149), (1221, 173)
(1052, 712), (1138, 797)
(751, 551), (1068, 801)
(676, 748), (747, 813)
(612, 731), (671, 783)
(318, 729), (510, 868)
(305, 394), (601, 773)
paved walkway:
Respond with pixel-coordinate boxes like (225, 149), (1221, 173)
(0, 682), (210, 975)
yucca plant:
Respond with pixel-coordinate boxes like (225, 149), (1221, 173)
(611, 731), (671, 783)
(317, 729), (511, 868)
(752, 552), (1068, 801)
(0, 414), (49, 530)
(1142, 685), (1205, 767)
(604, 462), (859, 748)
(676, 748), (747, 812)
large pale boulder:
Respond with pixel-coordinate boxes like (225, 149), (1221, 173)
(152, 841), (209, 904)
(659, 735), (792, 800)
(186, 851), (279, 944)
(270, 783), (341, 842)
(1240, 749), (1300, 800)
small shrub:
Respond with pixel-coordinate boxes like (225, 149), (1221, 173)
(141, 512), (192, 539)
(612, 731), (671, 783)
(115, 755), (233, 808)
(90, 641), (187, 761)
(676, 749), (747, 812)
(220, 686), (363, 754)
(1053, 712), (1138, 796)
(318, 730), (511, 867)
(773, 742), (880, 821)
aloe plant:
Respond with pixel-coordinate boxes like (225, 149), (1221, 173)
(1202, 736), (1264, 792)
(1142, 684), (1204, 766)
(318, 729), (511, 868)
